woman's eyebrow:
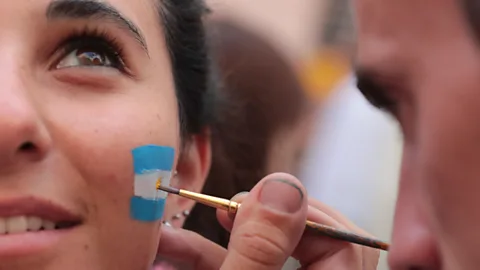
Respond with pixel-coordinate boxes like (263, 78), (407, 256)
(46, 0), (149, 56)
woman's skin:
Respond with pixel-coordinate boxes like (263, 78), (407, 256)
(0, 0), (378, 269)
(0, 0), (210, 269)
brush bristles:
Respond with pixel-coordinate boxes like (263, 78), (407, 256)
(157, 185), (180, 195)
(156, 178), (162, 190)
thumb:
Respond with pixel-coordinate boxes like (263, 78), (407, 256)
(221, 173), (308, 270)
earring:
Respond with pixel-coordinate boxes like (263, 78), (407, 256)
(162, 210), (190, 227)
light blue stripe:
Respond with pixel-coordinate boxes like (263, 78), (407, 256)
(132, 145), (175, 174)
(130, 196), (166, 222)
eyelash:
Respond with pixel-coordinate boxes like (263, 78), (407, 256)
(366, 90), (398, 114)
(55, 27), (129, 74)
(357, 80), (399, 116)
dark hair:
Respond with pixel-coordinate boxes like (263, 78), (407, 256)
(158, 0), (214, 138)
(463, 0), (480, 43)
(183, 19), (309, 247)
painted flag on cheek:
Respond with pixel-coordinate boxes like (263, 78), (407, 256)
(130, 145), (175, 222)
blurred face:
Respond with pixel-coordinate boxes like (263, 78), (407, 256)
(355, 0), (480, 269)
(0, 0), (209, 269)
(266, 110), (314, 175)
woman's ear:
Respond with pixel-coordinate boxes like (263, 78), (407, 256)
(166, 128), (211, 225)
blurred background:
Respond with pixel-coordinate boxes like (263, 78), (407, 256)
(205, 1), (402, 269)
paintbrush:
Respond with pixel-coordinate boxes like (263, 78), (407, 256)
(157, 185), (390, 251)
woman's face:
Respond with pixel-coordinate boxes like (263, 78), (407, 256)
(0, 0), (209, 269)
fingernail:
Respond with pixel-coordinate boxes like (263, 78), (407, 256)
(231, 191), (249, 202)
(259, 179), (303, 213)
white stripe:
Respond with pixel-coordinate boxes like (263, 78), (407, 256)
(134, 170), (171, 199)
(156, 170), (172, 199)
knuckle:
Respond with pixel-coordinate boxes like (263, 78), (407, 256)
(232, 222), (289, 267)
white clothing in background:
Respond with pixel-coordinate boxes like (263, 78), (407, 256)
(295, 76), (402, 270)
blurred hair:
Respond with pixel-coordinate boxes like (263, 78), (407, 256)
(158, 0), (214, 139)
(463, 0), (480, 44)
(183, 19), (309, 247)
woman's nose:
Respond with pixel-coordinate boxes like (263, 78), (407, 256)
(388, 184), (441, 270)
(0, 84), (51, 169)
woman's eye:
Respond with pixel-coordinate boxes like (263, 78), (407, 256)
(53, 32), (130, 76)
(57, 47), (113, 69)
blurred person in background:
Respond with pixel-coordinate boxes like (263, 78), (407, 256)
(353, 0), (480, 269)
(155, 0), (480, 268)
(183, 18), (314, 247)
(298, 2), (401, 268)
(154, 14), (380, 270)
(298, 76), (401, 270)
(154, 17), (314, 269)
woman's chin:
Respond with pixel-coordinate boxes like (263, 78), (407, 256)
(0, 223), (87, 269)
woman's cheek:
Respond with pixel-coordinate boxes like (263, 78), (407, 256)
(130, 145), (175, 222)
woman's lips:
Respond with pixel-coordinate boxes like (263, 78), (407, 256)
(0, 196), (82, 257)
(0, 197), (82, 224)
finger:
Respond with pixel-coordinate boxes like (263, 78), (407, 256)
(218, 197), (344, 234)
(221, 173), (308, 270)
(219, 191), (379, 269)
(292, 205), (379, 270)
(157, 224), (227, 270)
(306, 198), (380, 268)
(219, 195), (373, 244)
(307, 198), (370, 235)
(216, 191), (249, 231)
(293, 206), (353, 259)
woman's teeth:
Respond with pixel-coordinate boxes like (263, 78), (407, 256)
(0, 216), (60, 234)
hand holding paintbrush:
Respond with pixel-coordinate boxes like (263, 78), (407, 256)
(156, 174), (382, 269)
(157, 183), (389, 251)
